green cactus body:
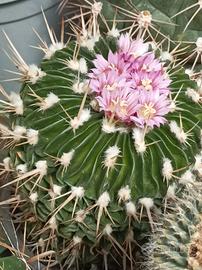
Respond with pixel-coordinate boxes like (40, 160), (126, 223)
(0, 1), (201, 269)
(142, 183), (202, 270)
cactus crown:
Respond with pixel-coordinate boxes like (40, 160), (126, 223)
(0, 0), (202, 269)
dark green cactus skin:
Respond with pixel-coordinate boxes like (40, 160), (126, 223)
(101, 0), (202, 43)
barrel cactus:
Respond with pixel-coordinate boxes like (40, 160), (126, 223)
(0, 1), (201, 269)
(142, 167), (202, 270)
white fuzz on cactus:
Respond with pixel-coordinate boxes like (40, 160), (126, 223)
(13, 126), (27, 141)
(52, 184), (63, 196)
(102, 118), (117, 134)
(16, 164), (28, 175)
(139, 197), (155, 231)
(38, 92), (60, 111)
(68, 58), (88, 74)
(8, 92), (24, 115)
(3, 157), (11, 171)
(125, 201), (137, 220)
(59, 150), (75, 170)
(132, 128), (146, 153)
(72, 80), (89, 94)
(44, 42), (65, 60)
(169, 120), (188, 144)
(103, 145), (120, 175)
(25, 64), (46, 84)
(162, 158), (174, 183)
(29, 192), (38, 203)
(26, 129), (39, 145)
(118, 186), (131, 203)
(70, 108), (91, 131)
(186, 88), (201, 103)
(35, 160), (48, 177)
(179, 169), (196, 185)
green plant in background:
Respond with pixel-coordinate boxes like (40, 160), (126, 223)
(0, 0), (201, 269)
(142, 177), (202, 270)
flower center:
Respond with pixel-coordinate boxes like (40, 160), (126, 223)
(141, 79), (153, 90)
(138, 103), (156, 119)
(109, 98), (128, 116)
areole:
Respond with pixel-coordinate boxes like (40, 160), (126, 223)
(0, 0), (58, 24)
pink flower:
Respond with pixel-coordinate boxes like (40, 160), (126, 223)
(89, 70), (132, 94)
(88, 33), (172, 129)
(131, 70), (171, 94)
(96, 88), (139, 123)
(132, 53), (162, 73)
(131, 91), (171, 128)
(90, 51), (131, 77)
(118, 33), (149, 58)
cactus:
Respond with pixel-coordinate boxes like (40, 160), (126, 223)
(142, 167), (202, 270)
(0, 1), (201, 269)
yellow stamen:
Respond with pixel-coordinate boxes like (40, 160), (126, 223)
(138, 102), (156, 119)
(141, 79), (153, 91)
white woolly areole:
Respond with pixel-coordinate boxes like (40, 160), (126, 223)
(196, 37), (202, 53)
(162, 158), (173, 181)
(139, 197), (154, 209)
(97, 192), (110, 208)
(13, 126), (26, 141)
(29, 192), (38, 203)
(68, 59), (80, 71)
(70, 109), (91, 130)
(138, 10), (152, 28)
(169, 121), (187, 144)
(75, 210), (86, 223)
(160, 51), (174, 62)
(79, 58), (88, 74)
(53, 184), (62, 196)
(126, 201), (136, 216)
(44, 42), (65, 60)
(39, 92), (60, 111)
(27, 64), (46, 84)
(71, 186), (85, 198)
(194, 153), (202, 175)
(92, 2), (103, 15)
(9, 92), (23, 115)
(35, 160), (48, 177)
(67, 58), (88, 74)
(16, 164), (28, 174)
(118, 186), (131, 202)
(104, 145), (120, 170)
(3, 157), (11, 171)
(73, 236), (82, 245)
(72, 80), (89, 94)
(103, 224), (113, 236)
(59, 150), (75, 167)
(26, 129), (39, 145)
(166, 184), (176, 199)
(186, 88), (200, 103)
(179, 169), (196, 185)
(132, 128), (146, 153)
(80, 37), (96, 51)
(107, 26), (120, 38)
(169, 100), (177, 113)
(102, 119), (117, 134)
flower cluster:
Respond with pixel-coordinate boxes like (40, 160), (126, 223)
(88, 33), (171, 128)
